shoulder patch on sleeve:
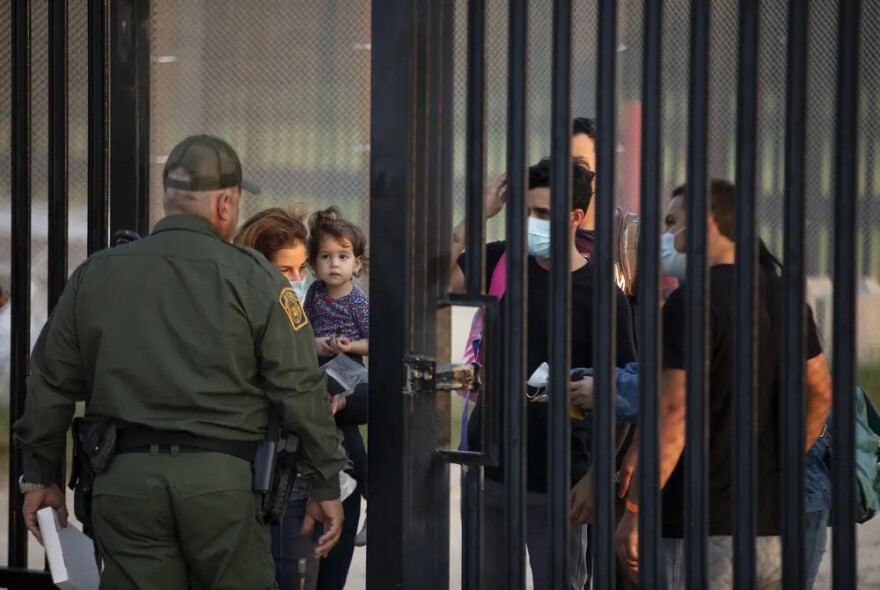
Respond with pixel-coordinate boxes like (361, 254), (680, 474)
(279, 288), (309, 331)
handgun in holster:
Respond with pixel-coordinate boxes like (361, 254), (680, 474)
(68, 414), (117, 574)
(254, 408), (302, 525)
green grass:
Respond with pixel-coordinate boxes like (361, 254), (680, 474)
(858, 365), (880, 408)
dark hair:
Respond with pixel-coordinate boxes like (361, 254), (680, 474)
(526, 157), (595, 213)
(573, 117), (596, 139)
(307, 206), (369, 275)
(235, 206), (308, 260)
(671, 179), (782, 278)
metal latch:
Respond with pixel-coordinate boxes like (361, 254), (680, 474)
(403, 354), (480, 396)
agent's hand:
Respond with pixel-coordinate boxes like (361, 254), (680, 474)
(315, 337), (337, 357)
(615, 508), (639, 575)
(301, 498), (345, 558)
(569, 473), (593, 524)
(23, 484), (67, 545)
(569, 376), (595, 410)
(485, 174), (508, 219)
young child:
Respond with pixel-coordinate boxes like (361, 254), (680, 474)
(304, 207), (370, 583)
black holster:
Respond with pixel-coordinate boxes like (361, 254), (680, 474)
(262, 433), (301, 526)
(68, 416), (117, 539)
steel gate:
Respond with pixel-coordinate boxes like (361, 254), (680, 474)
(0, 0), (868, 589)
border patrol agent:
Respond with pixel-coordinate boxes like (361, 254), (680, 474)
(14, 135), (346, 589)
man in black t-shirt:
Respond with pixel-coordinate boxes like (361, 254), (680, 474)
(453, 158), (638, 590)
(615, 180), (833, 589)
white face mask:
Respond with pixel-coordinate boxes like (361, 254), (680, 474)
(660, 231), (687, 280)
(527, 217), (552, 259)
(289, 279), (309, 302)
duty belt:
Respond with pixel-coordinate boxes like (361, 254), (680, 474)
(116, 427), (257, 463)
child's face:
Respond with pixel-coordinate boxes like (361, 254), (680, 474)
(314, 235), (362, 287)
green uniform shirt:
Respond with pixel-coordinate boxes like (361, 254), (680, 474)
(14, 215), (344, 499)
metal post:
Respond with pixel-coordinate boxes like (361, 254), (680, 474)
(48, 0), (69, 495)
(831, 1), (862, 588)
(548, 0), (572, 587)
(88, 0), (109, 254)
(593, 0), (618, 587)
(9, 0), (32, 571)
(732, 0), (760, 588)
(108, 0), (151, 239)
(781, 0), (809, 586)
(637, 0), (663, 585)
(462, 1), (486, 587)
(684, 1), (711, 588)
(505, 0), (528, 586)
(368, 2), (413, 588)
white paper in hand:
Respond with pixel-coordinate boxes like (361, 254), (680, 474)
(37, 507), (100, 590)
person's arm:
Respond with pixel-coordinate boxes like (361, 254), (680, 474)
(258, 285), (345, 500)
(569, 363), (641, 422)
(14, 265), (89, 486)
(804, 353), (832, 450)
(333, 383), (369, 426)
(14, 265), (89, 539)
(449, 175), (507, 293)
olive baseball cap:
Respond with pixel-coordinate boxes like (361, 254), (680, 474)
(163, 134), (261, 194)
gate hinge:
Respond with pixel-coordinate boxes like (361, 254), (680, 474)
(403, 354), (480, 396)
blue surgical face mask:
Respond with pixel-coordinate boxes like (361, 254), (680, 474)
(660, 230), (687, 280)
(527, 217), (552, 259)
(289, 279), (309, 302)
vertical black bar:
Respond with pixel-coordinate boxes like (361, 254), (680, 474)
(48, 0), (69, 495)
(402, 2), (451, 588)
(463, 3), (486, 587)
(732, 0), (760, 588)
(781, 0), (809, 586)
(88, 0), (108, 254)
(368, 1), (414, 587)
(831, 1), (862, 588)
(548, 0), (572, 587)
(637, 0), (663, 585)
(108, 0), (151, 239)
(593, 0), (617, 588)
(48, 0), (68, 309)
(9, 0), (32, 571)
(464, 0), (486, 297)
(505, 0), (528, 587)
(684, 1), (711, 588)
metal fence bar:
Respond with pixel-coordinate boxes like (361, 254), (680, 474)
(88, 0), (108, 254)
(48, 0), (68, 310)
(47, 0), (69, 496)
(732, 0), (760, 587)
(636, 0), (663, 584)
(504, 0), (528, 586)
(367, 1), (415, 586)
(593, 0), (618, 587)
(684, 1), (711, 587)
(548, 0), (572, 587)
(780, 0), (809, 586)
(108, 0), (151, 239)
(830, 1), (862, 588)
(8, 0), (32, 571)
(462, 2), (486, 586)
(464, 0), (486, 297)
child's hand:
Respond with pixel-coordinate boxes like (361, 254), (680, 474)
(315, 337), (337, 357)
(332, 335), (353, 354)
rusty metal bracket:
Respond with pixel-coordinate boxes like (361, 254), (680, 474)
(403, 354), (480, 396)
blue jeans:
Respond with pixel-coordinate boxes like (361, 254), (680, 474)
(804, 510), (829, 590)
(270, 497), (318, 590)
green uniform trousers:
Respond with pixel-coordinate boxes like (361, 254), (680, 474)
(92, 451), (277, 590)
